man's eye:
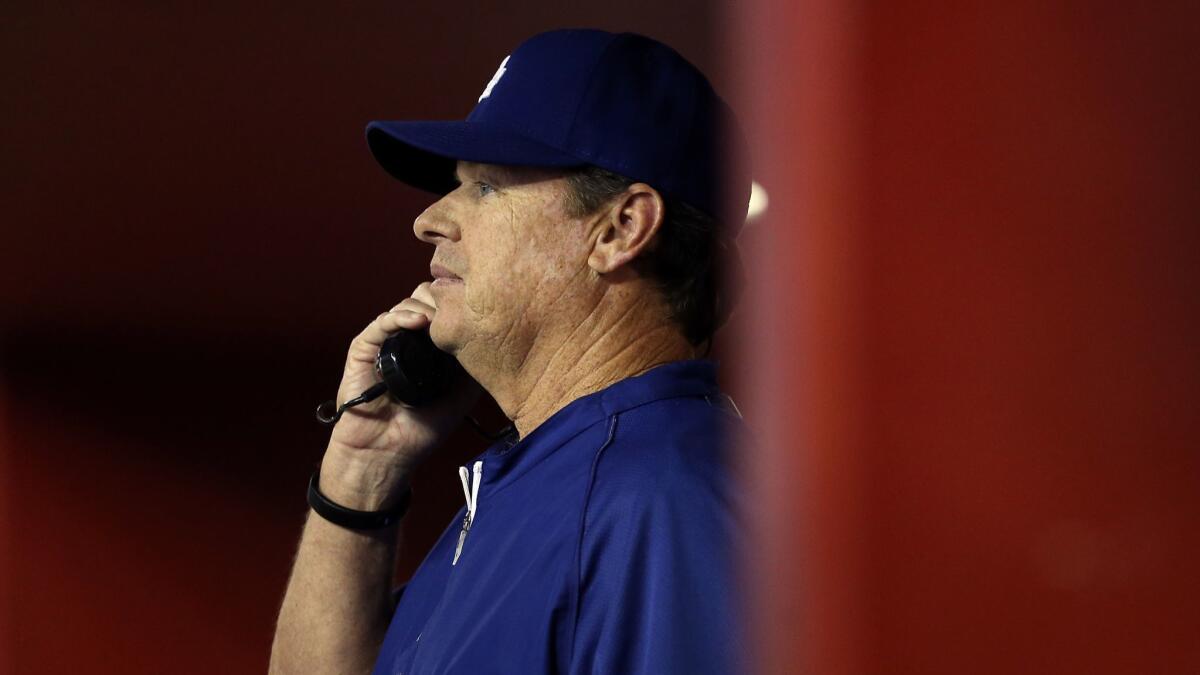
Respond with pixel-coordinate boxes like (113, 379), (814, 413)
(475, 181), (496, 196)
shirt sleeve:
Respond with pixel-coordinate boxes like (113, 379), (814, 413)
(568, 451), (746, 675)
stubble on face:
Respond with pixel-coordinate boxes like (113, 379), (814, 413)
(429, 163), (597, 375)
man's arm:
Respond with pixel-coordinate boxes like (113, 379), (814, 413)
(268, 441), (415, 672)
(269, 450), (411, 675)
(269, 284), (480, 674)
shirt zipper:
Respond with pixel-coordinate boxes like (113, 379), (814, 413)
(452, 460), (483, 565)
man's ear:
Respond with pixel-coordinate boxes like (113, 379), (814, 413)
(587, 184), (665, 274)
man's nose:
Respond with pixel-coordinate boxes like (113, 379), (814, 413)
(413, 197), (460, 244)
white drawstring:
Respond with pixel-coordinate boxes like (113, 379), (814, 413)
(453, 460), (483, 565)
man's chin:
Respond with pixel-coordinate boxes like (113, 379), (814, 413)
(428, 317), (461, 355)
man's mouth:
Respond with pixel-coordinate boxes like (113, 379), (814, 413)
(430, 263), (463, 285)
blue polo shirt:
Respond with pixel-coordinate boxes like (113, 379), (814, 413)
(371, 359), (746, 674)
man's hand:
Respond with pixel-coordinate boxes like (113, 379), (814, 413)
(319, 282), (481, 511)
(269, 282), (481, 675)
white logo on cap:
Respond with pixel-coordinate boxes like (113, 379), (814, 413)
(478, 55), (510, 102)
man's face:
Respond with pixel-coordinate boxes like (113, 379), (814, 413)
(414, 161), (596, 367)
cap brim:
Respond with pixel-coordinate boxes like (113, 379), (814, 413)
(365, 120), (587, 195)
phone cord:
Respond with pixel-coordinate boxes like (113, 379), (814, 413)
(316, 387), (514, 443)
(315, 382), (389, 425)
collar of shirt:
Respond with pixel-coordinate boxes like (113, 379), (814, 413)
(475, 359), (722, 494)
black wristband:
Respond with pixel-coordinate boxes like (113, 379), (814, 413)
(307, 469), (411, 530)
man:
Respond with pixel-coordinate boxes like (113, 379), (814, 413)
(270, 29), (750, 674)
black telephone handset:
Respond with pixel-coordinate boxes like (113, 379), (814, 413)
(374, 329), (460, 407)
(315, 328), (461, 425)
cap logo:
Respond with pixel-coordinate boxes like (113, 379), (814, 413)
(478, 55), (510, 102)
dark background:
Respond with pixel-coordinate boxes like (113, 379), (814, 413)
(0, 3), (727, 673)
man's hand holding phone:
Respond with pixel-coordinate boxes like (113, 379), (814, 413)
(318, 281), (481, 512)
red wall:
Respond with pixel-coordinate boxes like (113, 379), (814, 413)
(738, 1), (1200, 673)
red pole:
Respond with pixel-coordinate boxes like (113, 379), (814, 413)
(736, 1), (1200, 673)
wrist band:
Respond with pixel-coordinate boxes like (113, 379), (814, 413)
(307, 469), (411, 530)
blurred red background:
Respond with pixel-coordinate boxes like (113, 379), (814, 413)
(738, 1), (1199, 673)
(0, 3), (728, 673)
(3, 1), (1198, 674)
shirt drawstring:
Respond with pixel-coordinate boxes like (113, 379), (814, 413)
(453, 460), (483, 565)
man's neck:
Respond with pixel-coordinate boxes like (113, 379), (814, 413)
(471, 291), (698, 440)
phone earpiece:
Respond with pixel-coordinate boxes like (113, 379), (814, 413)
(374, 329), (459, 407)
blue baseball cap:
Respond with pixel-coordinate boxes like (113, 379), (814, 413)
(365, 29), (749, 228)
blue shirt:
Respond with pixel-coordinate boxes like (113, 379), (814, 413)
(371, 360), (745, 674)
